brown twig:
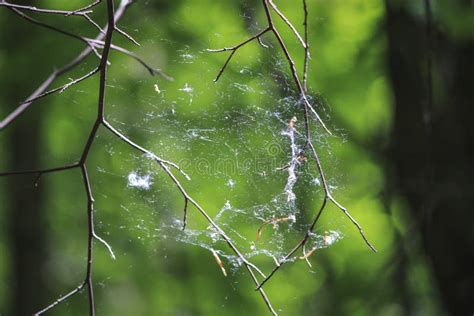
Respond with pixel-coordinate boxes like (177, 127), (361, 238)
(0, 1), (94, 16)
(302, 0), (310, 92)
(268, 0), (306, 49)
(256, 217), (292, 241)
(21, 67), (101, 105)
(207, 27), (271, 82)
(0, 0), (105, 31)
(115, 25), (141, 46)
(211, 249), (228, 277)
(90, 40), (173, 79)
(182, 198), (189, 230)
(67, 0), (102, 16)
(0, 163), (79, 177)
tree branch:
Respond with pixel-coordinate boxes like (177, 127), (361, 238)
(0, 1), (94, 16)
(208, 27), (270, 82)
(0, 0), (133, 131)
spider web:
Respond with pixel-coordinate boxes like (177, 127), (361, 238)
(95, 37), (345, 277)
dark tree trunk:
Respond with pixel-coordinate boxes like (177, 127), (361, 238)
(7, 139), (47, 315)
(385, 1), (474, 315)
(1, 11), (48, 315)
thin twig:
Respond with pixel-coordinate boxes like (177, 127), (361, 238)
(211, 249), (228, 277)
(6, 10), (169, 106)
(115, 25), (141, 46)
(80, 164), (96, 316)
(300, 244), (314, 267)
(7, 7), (103, 60)
(102, 121), (190, 179)
(182, 198), (189, 230)
(0, 1), (104, 31)
(263, 0), (331, 134)
(5, 9), (166, 80)
(0, 163), (79, 177)
(20, 67), (100, 105)
(89, 40), (173, 79)
(268, 0), (306, 49)
(256, 217), (292, 241)
(423, 0), (433, 130)
(93, 233), (116, 260)
(33, 282), (86, 316)
(302, 0), (310, 92)
(84, 13), (105, 34)
(0, 0), (134, 131)
(0, 1), (93, 16)
(208, 27), (270, 82)
(67, 0), (102, 16)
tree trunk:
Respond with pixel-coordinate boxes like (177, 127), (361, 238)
(386, 1), (474, 315)
(1, 11), (48, 315)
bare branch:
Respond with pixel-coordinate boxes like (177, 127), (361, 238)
(258, 36), (269, 48)
(208, 27), (270, 82)
(0, 1), (93, 16)
(89, 39), (173, 80)
(5, 9), (167, 81)
(0, 0), (106, 31)
(33, 0), (119, 313)
(0, 163), (79, 177)
(328, 194), (377, 252)
(211, 249), (228, 277)
(80, 164), (96, 316)
(7, 7), (103, 60)
(302, 0), (310, 92)
(301, 244), (313, 268)
(34, 282), (86, 316)
(67, 0), (102, 16)
(93, 232), (116, 260)
(21, 67), (100, 105)
(182, 198), (189, 230)
(83, 13), (104, 34)
(157, 160), (278, 315)
(0, 0), (134, 131)
(3, 7), (170, 127)
(115, 25), (141, 46)
(268, 0), (306, 49)
(212, 50), (236, 82)
(102, 121), (189, 179)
